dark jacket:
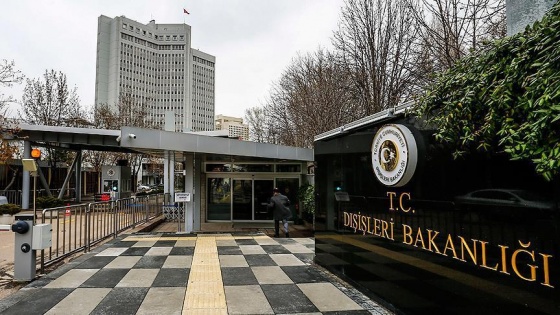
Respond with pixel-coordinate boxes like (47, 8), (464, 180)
(268, 193), (291, 220)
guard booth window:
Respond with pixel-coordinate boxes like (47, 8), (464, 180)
(103, 180), (118, 192)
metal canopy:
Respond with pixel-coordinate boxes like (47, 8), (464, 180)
(11, 123), (314, 162)
(314, 101), (413, 142)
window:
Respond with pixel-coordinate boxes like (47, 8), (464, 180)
(276, 164), (302, 173)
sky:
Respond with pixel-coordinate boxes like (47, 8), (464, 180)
(0, 0), (343, 119)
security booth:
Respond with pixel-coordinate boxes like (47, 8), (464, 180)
(313, 106), (560, 314)
(101, 165), (132, 200)
(13, 124), (314, 233)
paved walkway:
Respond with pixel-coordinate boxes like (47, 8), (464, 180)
(0, 233), (393, 314)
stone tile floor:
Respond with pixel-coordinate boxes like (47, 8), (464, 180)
(0, 233), (394, 314)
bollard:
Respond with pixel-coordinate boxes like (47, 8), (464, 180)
(12, 213), (36, 281)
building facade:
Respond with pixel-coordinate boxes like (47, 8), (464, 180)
(314, 106), (560, 314)
(507, 0), (558, 35)
(95, 15), (216, 132)
(215, 114), (249, 140)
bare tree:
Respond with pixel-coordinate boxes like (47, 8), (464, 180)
(19, 70), (85, 185)
(248, 0), (506, 148)
(89, 91), (158, 188)
(408, 0), (506, 73)
(252, 49), (358, 148)
(244, 106), (278, 143)
(0, 59), (24, 115)
(279, 50), (359, 147)
(20, 70), (83, 127)
(0, 60), (24, 191)
(332, 0), (421, 115)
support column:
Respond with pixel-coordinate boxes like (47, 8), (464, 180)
(184, 153), (194, 233)
(192, 153), (201, 232)
(164, 151), (175, 200)
(22, 141), (31, 210)
(164, 152), (169, 195)
(164, 111), (175, 202)
(75, 150), (82, 202)
(58, 154), (79, 200)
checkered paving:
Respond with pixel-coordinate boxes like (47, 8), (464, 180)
(0, 234), (393, 315)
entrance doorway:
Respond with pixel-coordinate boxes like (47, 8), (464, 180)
(232, 179), (252, 220)
(232, 179), (274, 220)
(254, 179), (274, 220)
(207, 176), (299, 221)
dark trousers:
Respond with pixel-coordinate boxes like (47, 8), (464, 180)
(274, 219), (288, 237)
(274, 219), (281, 236)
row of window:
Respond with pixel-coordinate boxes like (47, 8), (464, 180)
(120, 72), (186, 81)
(205, 164), (302, 173)
(193, 56), (214, 67)
(122, 23), (186, 42)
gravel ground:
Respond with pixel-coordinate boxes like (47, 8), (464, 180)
(0, 264), (24, 300)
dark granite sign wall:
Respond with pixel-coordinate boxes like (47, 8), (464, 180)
(314, 117), (559, 314)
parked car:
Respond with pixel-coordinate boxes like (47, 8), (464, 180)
(137, 185), (152, 193)
(454, 189), (557, 223)
(454, 189), (555, 211)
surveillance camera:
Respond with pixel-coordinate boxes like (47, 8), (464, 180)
(128, 134), (136, 139)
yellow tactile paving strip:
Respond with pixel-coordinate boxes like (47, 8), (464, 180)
(183, 236), (227, 315)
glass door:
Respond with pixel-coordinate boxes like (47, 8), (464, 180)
(254, 179), (274, 220)
(275, 178), (300, 220)
(232, 179), (252, 220)
(207, 178), (231, 220)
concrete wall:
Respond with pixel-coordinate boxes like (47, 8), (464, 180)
(507, 0), (557, 35)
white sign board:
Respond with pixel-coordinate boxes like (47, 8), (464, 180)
(175, 192), (191, 202)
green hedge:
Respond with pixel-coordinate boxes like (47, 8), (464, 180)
(0, 203), (22, 215)
(297, 184), (315, 215)
(36, 196), (65, 208)
(413, 2), (560, 181)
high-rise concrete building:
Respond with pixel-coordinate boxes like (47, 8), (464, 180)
(506, 0), (558, 35)
(215, 114), (250, 140)
(95, 15), (215, 132)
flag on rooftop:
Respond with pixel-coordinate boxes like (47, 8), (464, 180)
(183, 8), (190, 14)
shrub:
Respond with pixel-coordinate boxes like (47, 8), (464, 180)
(297, 184), (315, 216)
(0, 203), (22, 215)
(36, 196), (64, 208)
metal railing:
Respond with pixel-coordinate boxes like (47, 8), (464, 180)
(0, 188), (76, 205)
(0, 190), (22, 205)
(40, 193), (170, 271)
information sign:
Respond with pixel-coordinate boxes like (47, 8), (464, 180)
(175, 192), (191, 202)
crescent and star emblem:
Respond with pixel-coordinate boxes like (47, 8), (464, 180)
(379, 140), (398, 172)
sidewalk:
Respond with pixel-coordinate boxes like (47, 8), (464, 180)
(0, 231), (393, 314)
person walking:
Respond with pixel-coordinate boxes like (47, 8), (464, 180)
(268, 187), (291, 237)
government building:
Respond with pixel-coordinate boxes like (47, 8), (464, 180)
(94, 15), (216, 132)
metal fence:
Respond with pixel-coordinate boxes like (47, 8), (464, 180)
(0, 190), (22, 205)
(40, 193), (170, 271)
(0, 188), (76, 206)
